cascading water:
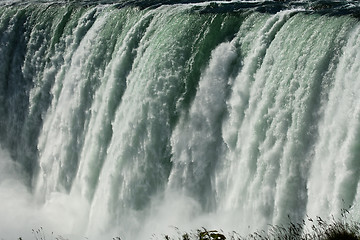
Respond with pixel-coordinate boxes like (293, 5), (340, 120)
(1, 1), (360, 239)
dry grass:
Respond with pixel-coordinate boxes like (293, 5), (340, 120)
(158, 211), (360, 240)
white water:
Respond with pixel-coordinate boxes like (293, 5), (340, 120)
(1, 3), (360, 239)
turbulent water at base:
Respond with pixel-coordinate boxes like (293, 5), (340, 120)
(1, 1), (360, 239)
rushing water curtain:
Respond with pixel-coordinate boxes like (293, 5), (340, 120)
(1, 2), (360, 239)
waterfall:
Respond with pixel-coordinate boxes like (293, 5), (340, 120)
(1, 1), (360, 239)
